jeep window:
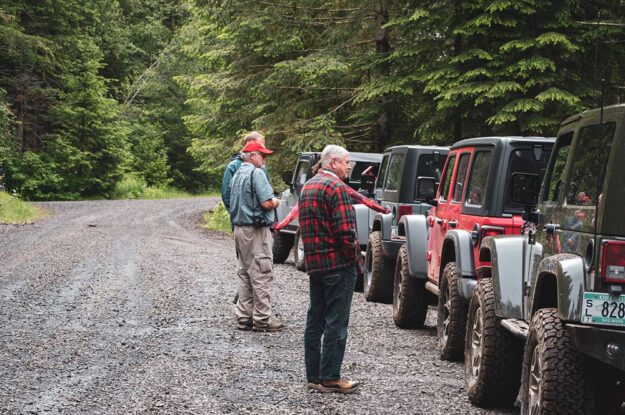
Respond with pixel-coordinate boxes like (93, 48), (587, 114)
(465, 151), (492, 207)
(414, 153), (446, 201)
(452, 153), (471, 203)
(375, 155), (390, 190)
(294, 159), (311, 192)
(384, 154), (405, 191)
(417, 154), (445, 181)
(505, 144), (552, 211)
(438, 154), (456, 202)
(350, 161), (377, 184)
(565, 122), (615, 207)
(544, 132), (573, 203)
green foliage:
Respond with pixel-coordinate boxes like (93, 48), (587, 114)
(202, 201), (232, 233)
(110, 174), (196, 199)
(2, 0), (625, 201)
(0, 191), (47, 224)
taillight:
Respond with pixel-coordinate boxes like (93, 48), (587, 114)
(600, 241), (625, 283)
(397, 204), (413, 221)
(481, 226), (504, 239)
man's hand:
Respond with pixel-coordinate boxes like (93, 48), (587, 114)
(261, 197), (280, 210)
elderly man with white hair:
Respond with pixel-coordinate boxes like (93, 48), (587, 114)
(299, 144), (361, 394)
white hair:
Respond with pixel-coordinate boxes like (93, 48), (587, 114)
(241, 152), (252, 161)
(244, 131), (265, 143)
(320, 145), (348, 167)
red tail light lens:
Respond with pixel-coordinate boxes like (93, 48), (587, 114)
(601, 241), (625, 283)
(397, 204), (413, 221)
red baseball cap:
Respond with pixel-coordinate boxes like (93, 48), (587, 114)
(242, 141), (273, 155)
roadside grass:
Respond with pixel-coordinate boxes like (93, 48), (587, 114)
(0, 191), (47, 224)
(111, 175), (217, 200)
(202, 201), (232, 233)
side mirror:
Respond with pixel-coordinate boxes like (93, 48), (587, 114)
(417, 176), (437, 201)
(510, 172), (540, 205)
(282, 170), (293, 186)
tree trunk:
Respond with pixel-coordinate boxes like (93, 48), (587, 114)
(375, 0), (391, 152)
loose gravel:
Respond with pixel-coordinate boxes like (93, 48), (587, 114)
(0, 198), (517, 414)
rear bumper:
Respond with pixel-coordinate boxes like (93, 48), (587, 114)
(567, 324), (625, 372)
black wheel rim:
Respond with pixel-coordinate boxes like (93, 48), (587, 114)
(469, 305), (483, 380)
(297, 234), (304, 261)
(364, 246), (373, 290)
(528, 344), (541, 415)
(393, 265), (402, 313)
(441, 280), (451, 344)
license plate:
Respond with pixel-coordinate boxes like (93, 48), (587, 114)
(582, 292), (625, 326)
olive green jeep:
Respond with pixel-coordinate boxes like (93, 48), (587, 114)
(468, 104), (625, 413)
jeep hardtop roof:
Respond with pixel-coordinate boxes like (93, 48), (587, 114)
(560, 103), (625, 127)
(383, 144), (448, 154)
(297, 151), (382, 163)
(451, 136), (554, 150)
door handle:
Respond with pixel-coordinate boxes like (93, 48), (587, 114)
(448, 220), (458, 228)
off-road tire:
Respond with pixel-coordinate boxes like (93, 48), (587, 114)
(272, 231), (294, 264)
(392, 244), (428, 329)
(465, 279), (522, 407)
(520, 308), (596, 415)
(294, 229), (306, 272)
(363, 231), (395, 304)
(437, 262), (468, 361)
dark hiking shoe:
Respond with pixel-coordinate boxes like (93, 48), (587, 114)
(237, 320), (253, 331)
(252, 319), (284, 332)
(319, 379), (360, 394)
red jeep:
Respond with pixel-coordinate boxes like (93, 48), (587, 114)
(393, 136), (554, 361)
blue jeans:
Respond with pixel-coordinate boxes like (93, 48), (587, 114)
(304, 265), (357, 382)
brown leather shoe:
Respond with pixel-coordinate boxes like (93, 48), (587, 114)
(252, 319), (284, 332)
(307, 381), (321, 391)
(319, 379), (359, 394)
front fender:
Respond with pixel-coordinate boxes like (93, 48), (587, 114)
(443, 230), (475, 278)
(398, 215), (428, 279)
(481, 235), (525, 319)
(373, 212), (394, 241)
(354, 204), (370, 246)
(532, 253), (586, 322)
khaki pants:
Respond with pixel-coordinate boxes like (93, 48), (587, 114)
(234, 225), (274, 325)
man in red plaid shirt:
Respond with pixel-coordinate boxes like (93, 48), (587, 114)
(299, 144), (361, 394)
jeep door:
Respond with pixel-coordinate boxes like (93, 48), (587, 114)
(428, 153), (459, 283)
(285, 155), (315, 227)
(459, 148), (493, 267)
(524, 131), (574, 318)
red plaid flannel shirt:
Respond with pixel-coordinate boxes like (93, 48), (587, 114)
(298, 169), (362, 275)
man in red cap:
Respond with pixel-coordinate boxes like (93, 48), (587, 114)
(229, 140), (283, 332)
(221, 131), (266, 210)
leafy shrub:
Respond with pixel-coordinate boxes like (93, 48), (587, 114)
(0, 191), (47, 224)
(111, 175), (148, 199)
(202, 201), (231, 233)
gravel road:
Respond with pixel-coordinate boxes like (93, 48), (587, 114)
(0, 198), (517, 414)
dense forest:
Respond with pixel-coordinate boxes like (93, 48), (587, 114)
(0, 0), (623, 200)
